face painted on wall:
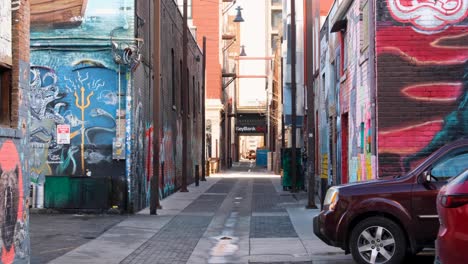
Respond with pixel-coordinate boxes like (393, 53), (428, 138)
(387, 0), (468, 33)
(0, 166), (18, 251)
(0, 140), (24, 263)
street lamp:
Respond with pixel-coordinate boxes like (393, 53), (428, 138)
(233, 6), (244, 22)
(239, 45), (247, 56)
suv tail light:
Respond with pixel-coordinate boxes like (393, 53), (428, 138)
(440, 195), (468, 208)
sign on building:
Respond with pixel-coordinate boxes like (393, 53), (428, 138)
(0, 0), (12, 66)
(56, 124), (71, 144)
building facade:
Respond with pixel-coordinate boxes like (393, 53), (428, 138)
(29, 0), (203, 212)
(0, 0), (31, 263)
(314, 0), (468, 186)
(191, 0), (223, 164)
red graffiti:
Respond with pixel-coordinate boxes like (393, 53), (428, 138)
(0, 140), (23, 264)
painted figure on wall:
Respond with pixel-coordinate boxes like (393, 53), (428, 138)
(377, 0), (468, 176)
(0, 140), (27, 264)
(30, 63), (122, 176)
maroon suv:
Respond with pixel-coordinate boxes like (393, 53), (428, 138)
(313, 138), (468, 264)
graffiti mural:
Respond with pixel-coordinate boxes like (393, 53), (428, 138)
(29, 64), (123, 178)
(377, 0), (468, 176)
(0, 140), (27, 264)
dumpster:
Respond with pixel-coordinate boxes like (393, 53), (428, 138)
(256, 148), (268, 167)
(45, 176), (111, 209)
(281, 148), (304, 190)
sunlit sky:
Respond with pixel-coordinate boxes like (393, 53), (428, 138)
(235, 0), (268, 107)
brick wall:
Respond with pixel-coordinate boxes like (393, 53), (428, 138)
(376, 0), (468, 176)
(160, 0), (203, 194)
(192, 0), (221, 99)
(0, 0), (31, 263)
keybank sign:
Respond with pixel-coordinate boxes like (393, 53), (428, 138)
(236, 126), (266, 133)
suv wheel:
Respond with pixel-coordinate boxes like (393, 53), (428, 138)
(350, 217), (406, 264)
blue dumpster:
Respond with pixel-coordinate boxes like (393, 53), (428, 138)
(256, 149), (268, 167)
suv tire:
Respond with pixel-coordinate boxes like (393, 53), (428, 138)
(349, 216), (406, 264)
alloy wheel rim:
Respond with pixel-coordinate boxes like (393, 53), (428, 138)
(357, 225), (396, 264)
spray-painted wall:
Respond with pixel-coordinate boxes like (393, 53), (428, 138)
(159, 0), (203, 196)
(0, 0), (30, 263)
(316, 0), (377, 184)
(377, 0), (468, 176)
(341, 0), (375, 183)
(30, 0), (135, 209)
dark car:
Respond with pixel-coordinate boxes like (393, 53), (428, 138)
(435, 169), (468, 264)
(247, 150), (256, 160)
(313, 138), (468, 264)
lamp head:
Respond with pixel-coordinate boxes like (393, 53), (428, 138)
(239, 45), (247, 56)
(233, 6), (244, 23)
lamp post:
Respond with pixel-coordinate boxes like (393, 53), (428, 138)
(221, 4), (244, 169)
(290, 0), (297, 193)
(201, 36), (207, 181)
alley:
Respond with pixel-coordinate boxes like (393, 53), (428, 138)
(31, 164), (435, 264)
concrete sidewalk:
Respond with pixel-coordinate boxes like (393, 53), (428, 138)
(48, 172), (352, 264)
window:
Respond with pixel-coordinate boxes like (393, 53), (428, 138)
(271, 34), (279, 51)
(0, 66), (12, 126)
(171, 49), (176, 109)
(180, 60), (183, 113)
(271, 10), (282, 31)
(186, 68), (189, 116)
(271, 0), (281, 6)
(192, 76), (195, 119)
(198, 82), (201, 114)
(177, 0), (192, 19)
(340, 32), (347, 75)
(431, 150), (468, 181)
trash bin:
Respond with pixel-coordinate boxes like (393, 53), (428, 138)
(256, 148), (268, 167)
(209, 158), (219, 174)
(206, 160), (210, 176)
(281, 148), (304, 190)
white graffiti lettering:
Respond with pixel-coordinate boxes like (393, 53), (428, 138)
(387, 0), (468, 33)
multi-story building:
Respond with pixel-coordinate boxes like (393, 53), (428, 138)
(29, 0), (203, 212)
(0, 0), (30, 262)
(314, 0), (468, 185)
(282, 0), (305, 150)
(190, 0), (223, 165)
(266, 0), (283, 171)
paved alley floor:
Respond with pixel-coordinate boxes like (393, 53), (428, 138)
(36, 164), (434, 264)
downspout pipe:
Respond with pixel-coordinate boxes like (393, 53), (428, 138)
(369, 0), (377, 178)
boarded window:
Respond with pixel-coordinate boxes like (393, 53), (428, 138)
(0, 66), (11, 126)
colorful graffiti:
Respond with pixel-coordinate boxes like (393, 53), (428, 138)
(29, 64), (121, 178)
(317, 0), (377, 183)
(377, 0), (468, 176)
(0, 140), (27, 264)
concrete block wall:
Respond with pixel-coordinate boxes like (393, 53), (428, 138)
(376, 0), (468, 176)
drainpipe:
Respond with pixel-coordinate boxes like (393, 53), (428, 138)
(369, 0), (377, 178)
